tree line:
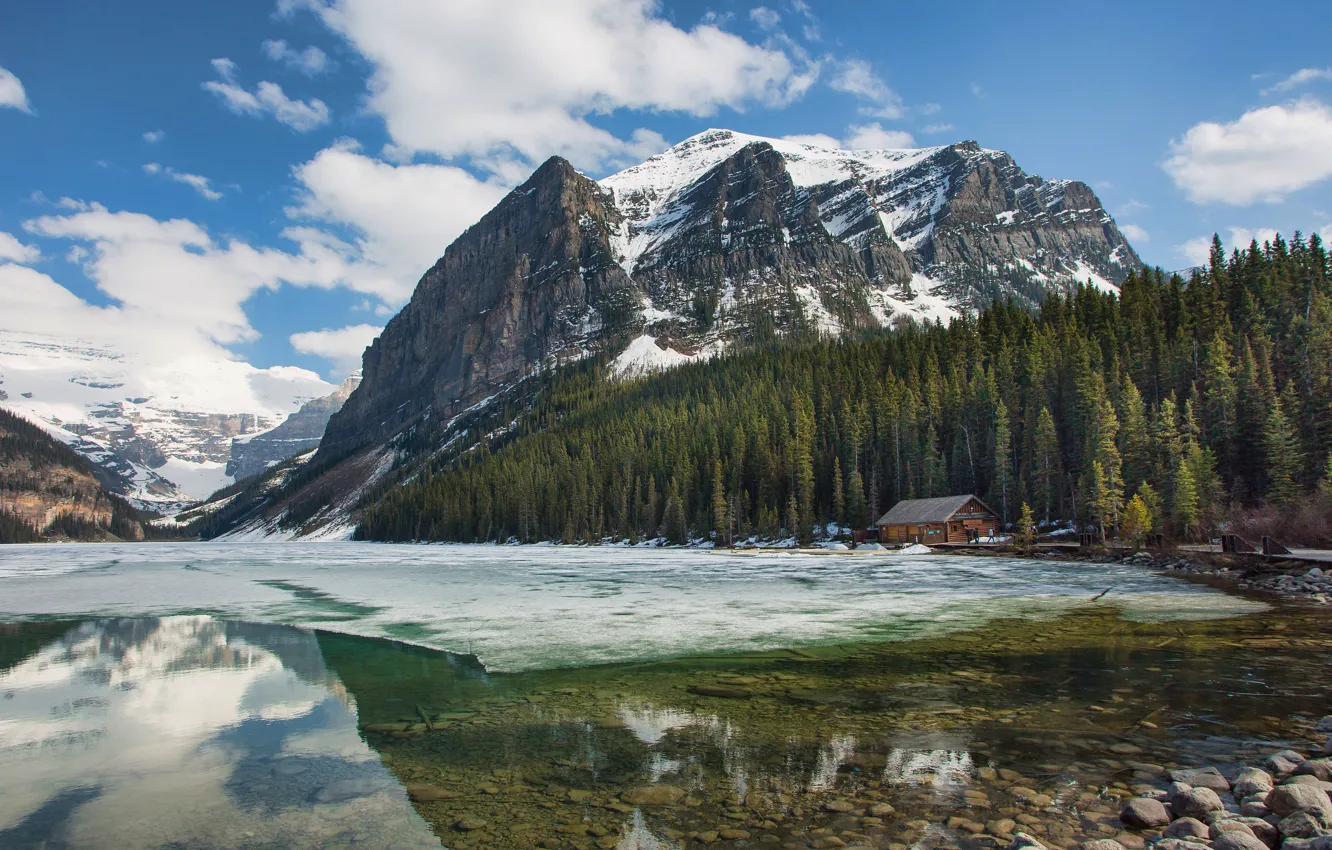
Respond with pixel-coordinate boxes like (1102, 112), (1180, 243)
(357, 230), (1332, 546)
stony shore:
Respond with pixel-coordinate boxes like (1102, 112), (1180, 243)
(1110, 551), (1332, 607)
(1057, 723), (1332, 850)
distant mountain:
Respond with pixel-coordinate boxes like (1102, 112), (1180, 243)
(0, 331), (338, 511)
(0, 407), (146, 543)
(227, 372), (361, 482)
(202, 128), (1143, 539)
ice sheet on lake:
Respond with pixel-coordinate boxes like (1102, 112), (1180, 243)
(0, 543), (1265, 673)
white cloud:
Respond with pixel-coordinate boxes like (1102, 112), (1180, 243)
(921, 123), (954, 134)
(0, 231), (40, 263)
(845, 123), (914, 150)
(829, 58), (902, 119)
(1163, 98), (1332, 205)
(1261, 67), (1332, 96)
(1119, 223), (1150, 243)
(143, 163), (224, 200)
(781, 133), (841, 149)
(262, 39), (333, 76)
(288, 0), (811, 172)
(0, 65), (32, 113)
(1177, 237), (1212, 267)
(203, 58), (330, 132)
(288, 143), (510, 304)
(970, 82), (984, 98)
(749, 7), (781, 30)
(289, 324), (381, 375)
(143, 130), (165, 144)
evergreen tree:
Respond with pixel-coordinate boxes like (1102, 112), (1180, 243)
(1032, 407), (1061, 525)
(831, 457), (846, 535)
(711, 461), (728, 543)
(1264, 391), (1302, 505)
(846, 468), (868, 531)
(1016, 502), (1035, 547)
(1123, 494), (1150, 547)
(992, 400), (1013, 524)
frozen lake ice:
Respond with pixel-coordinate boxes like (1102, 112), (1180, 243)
(0, 543), (1263, 672)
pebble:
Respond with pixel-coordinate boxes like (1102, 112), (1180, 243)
(622, 785), (684, 806)
(454, 817), (487, 831)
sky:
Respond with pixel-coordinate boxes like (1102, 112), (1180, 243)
(1, 0), (1331, 385)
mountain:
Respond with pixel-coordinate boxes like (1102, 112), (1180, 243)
(324, 129), (1138, 456)
(226, 372), (361, 481)
(199, 128), (1142, 539)
(0, 406), (147, 542)
(0, 331), (337, 511)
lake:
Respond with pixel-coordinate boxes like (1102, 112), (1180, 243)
(4, 543), (1322, 850)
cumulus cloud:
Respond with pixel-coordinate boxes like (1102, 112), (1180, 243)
(285, 0), (812, 172)
(203, 58), (330, 132)
(287, 143), (510, 303)
(1261, 67), (1332, 96)
(1119, 223), (1150, 244)
(262, 39), (334, 76)
(143, 129), (164, 143)
(289, 323), (381, 376)
(143, 163), (224, 200)
(782, 133), (841, 149)
(0, 231), (40, 264)
(0, 65), (32, 112)
(1163, 98), (1332, 205)
(829, 58), (902, 119)
(845, 123), (914, 150)
(921, 123), (954, 134)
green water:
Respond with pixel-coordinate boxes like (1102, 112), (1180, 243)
(3, 599), (1330, 849)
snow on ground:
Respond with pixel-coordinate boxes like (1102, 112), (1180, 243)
(0, 543), (1265, 673)
(609, 334), (723, 380)
(156, 458), (232, 501)
(1068, 259), (1120, 294)
(898, 543), (934, 555)
(868, 274), (963, 328)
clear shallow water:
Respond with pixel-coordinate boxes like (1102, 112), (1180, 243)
(0, 617), (440, 849)
(0, 543), (1264, 672)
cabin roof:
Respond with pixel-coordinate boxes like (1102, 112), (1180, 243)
(874, 495), (995, 526)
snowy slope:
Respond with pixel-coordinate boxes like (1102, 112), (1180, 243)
(0, 330), (333, 506)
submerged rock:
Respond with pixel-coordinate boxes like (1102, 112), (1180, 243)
(622, 785), (684, 806)
(1172, 766), (1232, 793)
(686, 685), (752, 699)
(1121, 798), (1171, 828)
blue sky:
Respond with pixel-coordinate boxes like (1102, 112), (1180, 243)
(2, 0), (1331, 383)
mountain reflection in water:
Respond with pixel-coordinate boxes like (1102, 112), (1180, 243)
(0, 617), (440, 850)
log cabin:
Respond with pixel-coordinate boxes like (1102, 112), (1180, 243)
(875, 495), (1000, 544)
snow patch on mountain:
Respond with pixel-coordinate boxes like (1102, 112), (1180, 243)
(609, 334), (723, 380)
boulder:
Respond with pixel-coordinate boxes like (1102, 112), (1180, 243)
(1174, 787), (1226, 820)
(1297, 761), (1332, 782)
(1173, 767), (1232, 793)
(1266, 784), (1332, 817)
(1279, 809), (1332, 840)
(1266, 750), (1308, 776)
(1082, 841), (1126, 850)
(1163, 818), (1211, 840)
(1122, 798), (1172, 829)
(1153, 840), (1211, 850)
(1282, 838), (1332, 850)
(1234, 768), (1276, 799)
(1211, 832), (1271, 850)
(1211, 821), (1257, 840)
(1316, 717), (1332, 734)
(1241, 802), (1271, 818)
(1230, 816), (1279, 847)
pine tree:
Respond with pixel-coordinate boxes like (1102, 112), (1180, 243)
(846, 468), (868, 531)
(1137, 482), (1162, 534)
(1032, 407), (1061, 525)
(1264, 391), (1302, 505)
(711, 461), (728, 544)
(831, 457), (846, 536)
(992, 399), (1013, 524)
(1091, 396), (1125, 537)
(1321, 454), (1332, 499)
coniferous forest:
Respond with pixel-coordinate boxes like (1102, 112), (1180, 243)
(357, 232), (1332, 547)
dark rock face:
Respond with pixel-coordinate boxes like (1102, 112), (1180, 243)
(322, 158), (639, 454)
(227, 373), (361, 480)
(322, 130), (1142, 454)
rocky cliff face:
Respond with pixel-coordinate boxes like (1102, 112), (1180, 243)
(228, 372), (361, 481)
(322, 158), (640, 454)
(323, 129), (1139, 460)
